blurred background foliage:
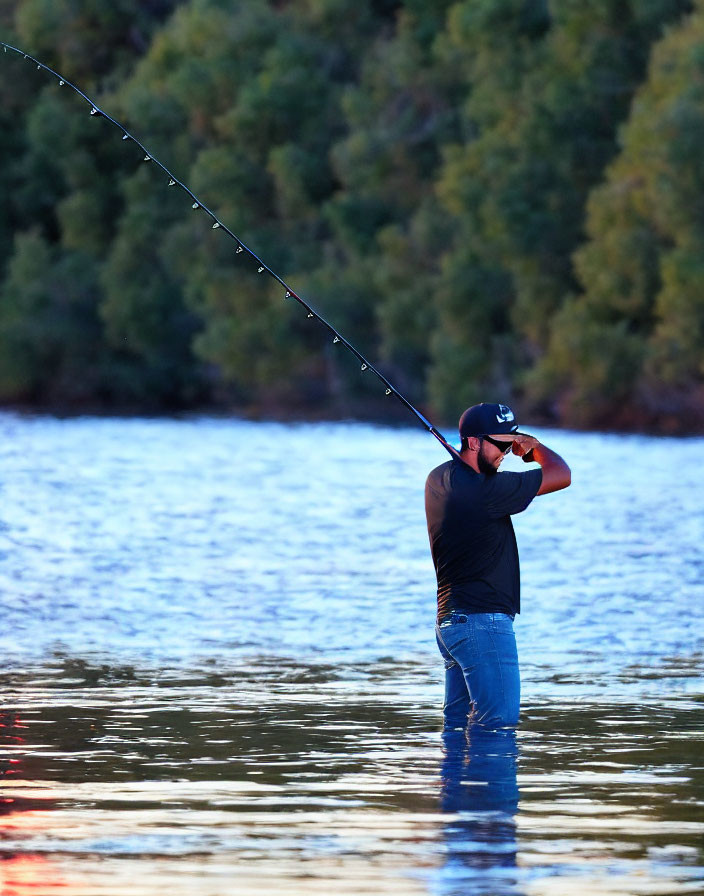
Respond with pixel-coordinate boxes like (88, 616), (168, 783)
(0, 0), (701, 429)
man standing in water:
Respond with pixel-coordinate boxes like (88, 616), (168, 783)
(425, 403), (571, 730)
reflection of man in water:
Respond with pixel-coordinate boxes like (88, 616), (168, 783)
(425, 403), (570, 730)
(439, 726), (521, 894)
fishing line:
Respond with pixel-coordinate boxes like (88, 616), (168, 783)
(1, 40), (460, 461)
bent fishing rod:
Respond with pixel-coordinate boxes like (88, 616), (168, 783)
(1, 40), (461, 461)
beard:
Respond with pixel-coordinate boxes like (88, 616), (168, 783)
(477, 441), (498, 476)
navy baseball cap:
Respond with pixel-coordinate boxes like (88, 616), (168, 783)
(459, 403), (521, 438)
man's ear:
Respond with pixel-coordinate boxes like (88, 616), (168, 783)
(467, 436), (481, 453)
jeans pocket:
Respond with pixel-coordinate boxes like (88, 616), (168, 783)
(439, 625), (474, 662)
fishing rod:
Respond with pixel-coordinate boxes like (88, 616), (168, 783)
(1, 40), (461, 461)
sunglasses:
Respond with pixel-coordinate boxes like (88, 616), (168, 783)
(482, 434), (514, 454)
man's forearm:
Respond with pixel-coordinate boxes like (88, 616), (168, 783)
(532, 443), (571, 495)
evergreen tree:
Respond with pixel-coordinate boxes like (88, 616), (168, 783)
(428, 0), (692, 421)
(535, 3), (704, 429)
(325, 1), (458, 405)
(0, 229), (108, 402)
(105, 0), (396, 411)
(0, 0), (191, 407)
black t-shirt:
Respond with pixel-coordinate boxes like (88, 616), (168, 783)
(425, 460), (542, 619)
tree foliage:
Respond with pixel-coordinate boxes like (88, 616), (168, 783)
(0, 0), (701, 430)
(535, 3), (704, 429)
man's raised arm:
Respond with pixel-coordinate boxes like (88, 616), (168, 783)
(512, 435), (571, 495)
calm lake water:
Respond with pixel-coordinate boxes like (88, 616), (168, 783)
(1, 412), (702, 896)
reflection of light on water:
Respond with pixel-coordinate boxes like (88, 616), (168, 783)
(519, 808), (704, 834)
(0, 787), (67, 896)
(4, 859), (431, 896)
(1, 781), (438, 895)
(1, 713), (68, 896)
(0, 854), (66, 896)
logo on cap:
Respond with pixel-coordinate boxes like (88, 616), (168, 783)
(496, 405), (514, 423)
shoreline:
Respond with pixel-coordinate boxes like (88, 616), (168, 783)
(1, 399), (703, 438)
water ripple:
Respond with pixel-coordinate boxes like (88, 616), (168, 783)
(1, 414), (703, 894)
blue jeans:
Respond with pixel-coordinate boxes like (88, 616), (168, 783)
(436, 613), (520, 730)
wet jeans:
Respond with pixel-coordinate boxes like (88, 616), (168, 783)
(435, 613), (520, 730)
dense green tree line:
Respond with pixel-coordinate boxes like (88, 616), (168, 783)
(0, 0), (701, 429)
